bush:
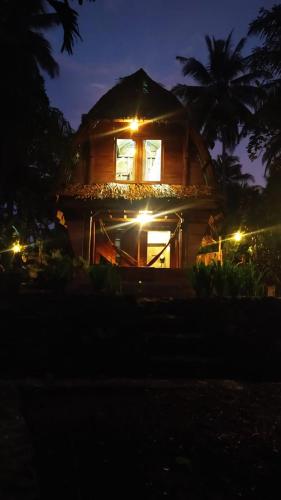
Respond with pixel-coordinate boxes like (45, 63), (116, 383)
(237, 263), (264, 297)
(188, 261), (264, 298)
(88, 264), (121, 294)
(35, 251), (74, 291)
(0, 270), (22, 295)
(187, 262), (214, 298)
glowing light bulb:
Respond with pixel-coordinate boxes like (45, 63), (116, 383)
(233, 231), (243, 242)
(130, 119), (139, 132)
(11, 241), (22, 253)
(136, 211), (154, 224)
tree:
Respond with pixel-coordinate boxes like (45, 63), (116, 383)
(0, 0), (95, 248)
(248, 4), (281, 76)
(0, 105), (74, 246)
(213, 154), (254, 187)
(0, 0), (96, 61)
(248, 5), (281, 175)
(244, 170), (281, 292)
(0, 0), (95, 204)
(212, 154), (260, 236)
(174, 33), (262, 155)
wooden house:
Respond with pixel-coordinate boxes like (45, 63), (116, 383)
(60, 69), (219, 272)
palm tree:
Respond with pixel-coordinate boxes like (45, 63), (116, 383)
(213, 154), (254, 187)
(174, 33), (262, 156)
(0, 0), (92, 206)
(212, 155), (262, 235)
(0, 0), (95, 80)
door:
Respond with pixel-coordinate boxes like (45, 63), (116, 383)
(147, 231), (171, 268)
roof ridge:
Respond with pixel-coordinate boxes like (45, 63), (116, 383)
(80, 68), (185, 123)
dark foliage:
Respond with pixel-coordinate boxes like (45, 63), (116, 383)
(248, 5), (281, 174)
(174, 33), (262, 152)
(249, 4), (281, 76)
(0, 0), (90, 243)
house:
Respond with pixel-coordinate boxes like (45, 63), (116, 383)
(60, 68), (219, 273)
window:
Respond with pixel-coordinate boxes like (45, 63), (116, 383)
(143, 140), (161, 182)
(116, 139), (136, 181)
(115, 138), (162, 182)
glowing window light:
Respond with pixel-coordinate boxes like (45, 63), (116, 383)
(233, 231), (243, 242)
(136, 211), (154, 224)
(129, 119), (139, 132)
(11, 241), (23, 254)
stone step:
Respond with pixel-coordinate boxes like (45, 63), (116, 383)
(119, 267), (194, 298)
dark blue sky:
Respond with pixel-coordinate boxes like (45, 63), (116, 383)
(46, 0), (276, 185)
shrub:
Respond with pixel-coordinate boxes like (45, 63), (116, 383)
(35, 251), (74, 291)
(0, 270), (22, 295)
(88, 264), (121, 294)
(188, 261), (264, 298)
(188, 262), (214, 298)
(237, 263), (264, 297)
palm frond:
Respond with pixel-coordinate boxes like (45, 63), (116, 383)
(176, 56), (211, 84)
(48, 0), (81, 53)
(30, 13), (61, 31)
(232, 37), (246, 58)
(28, 31), (59, 77)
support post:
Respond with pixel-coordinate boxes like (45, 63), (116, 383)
(88, 213), (93, 265)
(218, 236), (223, 264)
(137, 231), (141, 267)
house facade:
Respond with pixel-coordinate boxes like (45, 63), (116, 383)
(60, 69), (219, 269)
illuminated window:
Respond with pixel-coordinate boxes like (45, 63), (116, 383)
(116, 139), (136, 181)
(143, 140), (161, 182)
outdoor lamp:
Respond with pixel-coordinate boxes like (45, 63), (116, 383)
(233, 231), (243, 243)
(129, 119), (139, 132)
(136, 211), (154, 224)
(11, 241), (23, 254)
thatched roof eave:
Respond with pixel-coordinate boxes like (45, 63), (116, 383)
(60, 183), (217, 202)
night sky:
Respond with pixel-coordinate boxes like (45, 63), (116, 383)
(46, 0), (276, 186)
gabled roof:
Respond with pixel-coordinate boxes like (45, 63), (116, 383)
(84, 68), (185, 121)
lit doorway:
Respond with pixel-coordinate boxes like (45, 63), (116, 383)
(147, 231), (170, 268)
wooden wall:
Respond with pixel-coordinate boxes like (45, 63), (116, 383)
(186, 139), (206, 185)
(162, 136), (185, 184)
(89, 136), (115, 183)
(67, 218), (87, 259)
(72, 120), (214, 189)
(74, 121), (195, 185)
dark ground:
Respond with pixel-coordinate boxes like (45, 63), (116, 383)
(20, 379), (281, 500)
(1, 294), (281, 499)
(1, 294), (281, 380)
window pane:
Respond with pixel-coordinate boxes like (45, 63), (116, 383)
(116, 139), (136, 181)
(143, 140), (161, 181)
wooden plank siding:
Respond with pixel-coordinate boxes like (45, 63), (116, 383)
(72, 141), (90, 184)
(89, 135), (115, 183)
(162, 136), (184, 184)
(189, 159), (206, 185)
(187, 138), (206, 185)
